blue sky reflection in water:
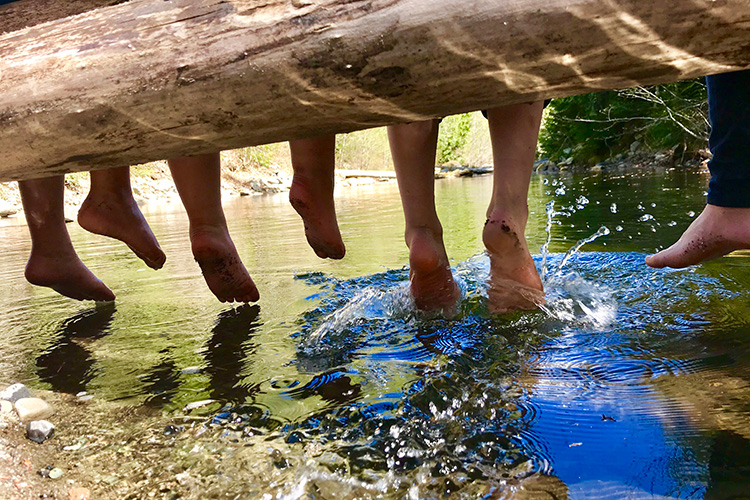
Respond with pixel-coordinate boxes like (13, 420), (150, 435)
(2, 170), (750, 498)
(283, 248), (749, 499)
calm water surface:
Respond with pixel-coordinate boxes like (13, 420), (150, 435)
(2, 169), (750, 499)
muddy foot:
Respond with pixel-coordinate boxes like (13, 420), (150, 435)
(407, 227), (460, 314)
(25, 252), (115, 302)
(646, 204), (750, 269)
(483, 209), (544, 314)
(78, 195), (166, 270)
(190, 226), (259, 303)
(289, 176), (345, 259)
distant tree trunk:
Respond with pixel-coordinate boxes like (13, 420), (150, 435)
(0, 0), (748, 181)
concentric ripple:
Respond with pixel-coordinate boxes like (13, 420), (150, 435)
(186, 249), (750, 498)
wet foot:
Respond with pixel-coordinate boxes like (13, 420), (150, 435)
(483, 208), (544, 314)
(190, 225), (259, 303)
(78, 194), (166, 270)
(406, 227), (460, 314)
(25, 251), (115, 302)
(289, 175), (345, 259)
(645, 204), (750, 269)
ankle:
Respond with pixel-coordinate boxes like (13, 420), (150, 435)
(485, 205), (528, 228)
(405, 225), (443, 247)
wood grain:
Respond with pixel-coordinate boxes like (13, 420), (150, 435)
(0, 0), (748, 180)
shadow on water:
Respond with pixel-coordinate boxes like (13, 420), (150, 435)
(202, 304), (262, 404)
(8, 170), (750, 497)
(36, 302), (116, 394)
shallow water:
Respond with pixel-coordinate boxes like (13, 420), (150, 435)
(2, 169), (750, 498)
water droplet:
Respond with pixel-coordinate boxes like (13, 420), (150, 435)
(668, 221), (677, 227)
(688, 211), (696, 217)
(638, 214), (654, 222)
(615, 225), (623, 231)
(610, 203), (617, 214)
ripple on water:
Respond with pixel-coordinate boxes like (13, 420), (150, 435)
(13, 248), (749, 498)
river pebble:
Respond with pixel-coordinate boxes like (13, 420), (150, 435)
(15, 397), (53, 421)
(183, 399), (216, 412)
(0, 400), (12, 414)
(69, 486), (90, 500)
(27, 420), (55, 443)
(0, 383), (31, 402)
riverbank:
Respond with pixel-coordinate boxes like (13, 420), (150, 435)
(0, 147), (709, 223)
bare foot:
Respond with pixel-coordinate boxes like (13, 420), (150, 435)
(78, 194), (166, 270)
(645, 204), (750, 269)
(25, 250), (115, 302)
(289, 175), (345, 259)
(190, 225), (259, 303)
(483, 208), (544, 314)
(406, 227), (460, 314)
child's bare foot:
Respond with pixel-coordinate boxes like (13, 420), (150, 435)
(483, 208), (544, 314)
(190, 225), (259, 303)
(289, 174), (345, 260)
(646, 204), (750, 269)
(406, 227), (460, 314)
(25, 250), (115, 302)
(78, 193), (166, 270)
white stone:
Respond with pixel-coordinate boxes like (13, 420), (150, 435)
(27, 420), (55, 443)
(0, 383), (31, 402)
(0, 203), (17, 217)
(14, 398), (54, 421)
(182, 399), (216, 412)
(0, 400), (12, 414)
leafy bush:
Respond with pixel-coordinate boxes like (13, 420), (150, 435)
(437, 113), (473, 165)
(538, 79), (709, 165)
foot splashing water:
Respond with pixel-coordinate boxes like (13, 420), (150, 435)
(190, 202), (750, 499)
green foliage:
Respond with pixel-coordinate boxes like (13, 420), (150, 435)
(334, 128), (392, 170)
(538, 79), (709, 165)
(437, 113), (473, 165)
(242, 144), (275, 170)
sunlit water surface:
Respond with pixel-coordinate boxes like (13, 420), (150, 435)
(2, 169), (750, 499)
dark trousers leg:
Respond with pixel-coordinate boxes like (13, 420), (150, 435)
(706, 69), (750, 207)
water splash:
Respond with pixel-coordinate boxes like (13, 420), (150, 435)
(550, 225), (610, 278)
(539, 200), (556, 284)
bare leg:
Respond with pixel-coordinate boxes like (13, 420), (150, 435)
(19, 176), (115, 301)
(388, 120), (460, 314)
(483, 103), (545, 313)
(78, 166), (166, 269)
(289, 136), (345, 259)
(645, 205), (750, 268)
(168, 153), (259, 303)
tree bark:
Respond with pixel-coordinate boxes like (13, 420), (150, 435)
(0, 0), (748, 181)
(0, 0), (129, 36)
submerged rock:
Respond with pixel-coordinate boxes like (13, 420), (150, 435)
(27, 420), (55, 443)
(15, 397), (54, 421)
(0, 383), (31, 402)
(183, 399), (216, 412)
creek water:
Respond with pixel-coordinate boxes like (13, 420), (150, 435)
(2, 169), (750, 499)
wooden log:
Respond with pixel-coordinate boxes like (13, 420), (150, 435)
(0, 0), (748, 181)
(0, 0), (125, 35)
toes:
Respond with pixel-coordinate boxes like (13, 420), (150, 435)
(644, 253), (666, 268)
